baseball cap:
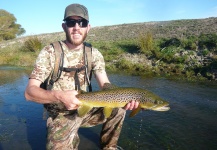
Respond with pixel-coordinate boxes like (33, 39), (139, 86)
(63, 4), (89, 21)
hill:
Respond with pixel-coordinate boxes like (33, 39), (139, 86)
(87, 17), (217, 42)
(1, 17), (217, 47)
(0, 17), (217, 81)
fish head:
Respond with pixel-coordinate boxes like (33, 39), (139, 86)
(150, 99), (170, 111)
(140, 91), (170, 111)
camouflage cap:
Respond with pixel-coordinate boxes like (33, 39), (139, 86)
(63, 4), (89, 21)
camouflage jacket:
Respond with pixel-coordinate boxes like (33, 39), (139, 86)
(29, 41), (106, 112)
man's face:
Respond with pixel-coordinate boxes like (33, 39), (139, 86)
(63, 16), (90, 46)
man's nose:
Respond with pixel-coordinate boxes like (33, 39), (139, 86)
(74, 23), (80, 29)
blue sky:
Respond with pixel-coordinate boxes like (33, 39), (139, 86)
(1, 0), (217, 36)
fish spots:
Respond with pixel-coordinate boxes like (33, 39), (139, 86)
(77, 87), (169, 113)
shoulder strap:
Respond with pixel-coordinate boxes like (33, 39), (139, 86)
(42, 41), (63, 120)
(84, 42), (92, 77)
(47, 41), (64, 90)
(83, 42), (93, 92)
(44, 41), (92, 91)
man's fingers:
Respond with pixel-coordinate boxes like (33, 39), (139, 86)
(124, 100), (139, 110)
(67, 104), (79, 110)
(129, 100), (135, 110)
(134, 101), (139, 109)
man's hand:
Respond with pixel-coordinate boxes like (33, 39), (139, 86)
(25, 79), (82, 110)
(56, 90), (82, 110)
(124, 100), (139, 110)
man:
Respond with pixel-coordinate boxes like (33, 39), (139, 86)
(25, 3), (139, 150)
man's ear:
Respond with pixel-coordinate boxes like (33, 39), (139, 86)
(86, 24), (91, 33)
(62, 23), (67, 32)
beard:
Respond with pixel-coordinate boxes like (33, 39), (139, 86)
(65, 30), (87, 46)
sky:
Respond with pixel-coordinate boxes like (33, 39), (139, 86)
(1, 0), (217, 36)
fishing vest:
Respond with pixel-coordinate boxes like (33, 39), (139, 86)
(41, 41), (93, 118)
(40, 41), (93, 92)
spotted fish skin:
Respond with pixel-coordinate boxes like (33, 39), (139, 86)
(76, 85), (170, 118)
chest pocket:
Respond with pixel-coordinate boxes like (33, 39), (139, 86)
(41, 41), (93, 92)
(61, 57), (87, 91)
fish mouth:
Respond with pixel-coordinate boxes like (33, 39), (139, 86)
(152, 105), (170, 111)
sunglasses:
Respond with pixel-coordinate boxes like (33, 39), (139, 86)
(65, 19), (89, 28)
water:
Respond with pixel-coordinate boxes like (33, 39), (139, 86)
(0, 66), (217, 150)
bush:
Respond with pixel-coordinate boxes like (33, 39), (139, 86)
(137, 31), (154, 55)
(21, 37), (42, 52)
(115, 58), (133, 70)
(198, 33), (217, 51)
(181, 36), (198, 50)
(159, 38), (181, 48)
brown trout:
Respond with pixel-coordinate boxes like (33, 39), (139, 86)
(76, 84), (170, 118)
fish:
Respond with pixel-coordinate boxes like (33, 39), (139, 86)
(76, 83), (170, 118)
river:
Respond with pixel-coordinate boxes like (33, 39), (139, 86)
(0, 66), (217, 150)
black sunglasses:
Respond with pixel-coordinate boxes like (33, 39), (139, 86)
(65, 19), (89, 28)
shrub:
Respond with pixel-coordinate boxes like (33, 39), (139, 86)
(198, 33), (217, 51)
(115, 58), (133, 70)
(159, 38), (181, 48)
(201, 49), (209, 56)
(181, 36), (198, 50)
(137, 31), (154, 55)
(22, 37), (42, 52)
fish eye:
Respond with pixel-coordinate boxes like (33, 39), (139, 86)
(154, 101), (158, 104)
(154, 101), (163, 104)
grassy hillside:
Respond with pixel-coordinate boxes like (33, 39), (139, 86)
(1, 17), (216, 46)
(87, 17), (217, 42)
(0, 17), (217, 81)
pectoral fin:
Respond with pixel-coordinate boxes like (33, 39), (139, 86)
(129, 107), (141, 117)
(77, 104), (93, 117)
(103, 107), (113, 118)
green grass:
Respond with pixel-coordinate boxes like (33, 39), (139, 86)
(0, 38), (40, 67)
(1, 17), (217, 82)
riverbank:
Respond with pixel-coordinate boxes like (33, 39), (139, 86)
(0, 17), (217, 82)
(0, 37), (216, 82)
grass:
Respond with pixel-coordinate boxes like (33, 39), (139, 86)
(0, 17), (217, 81)
(0, 41), (39, 67)
(0, 38), (215, 82)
